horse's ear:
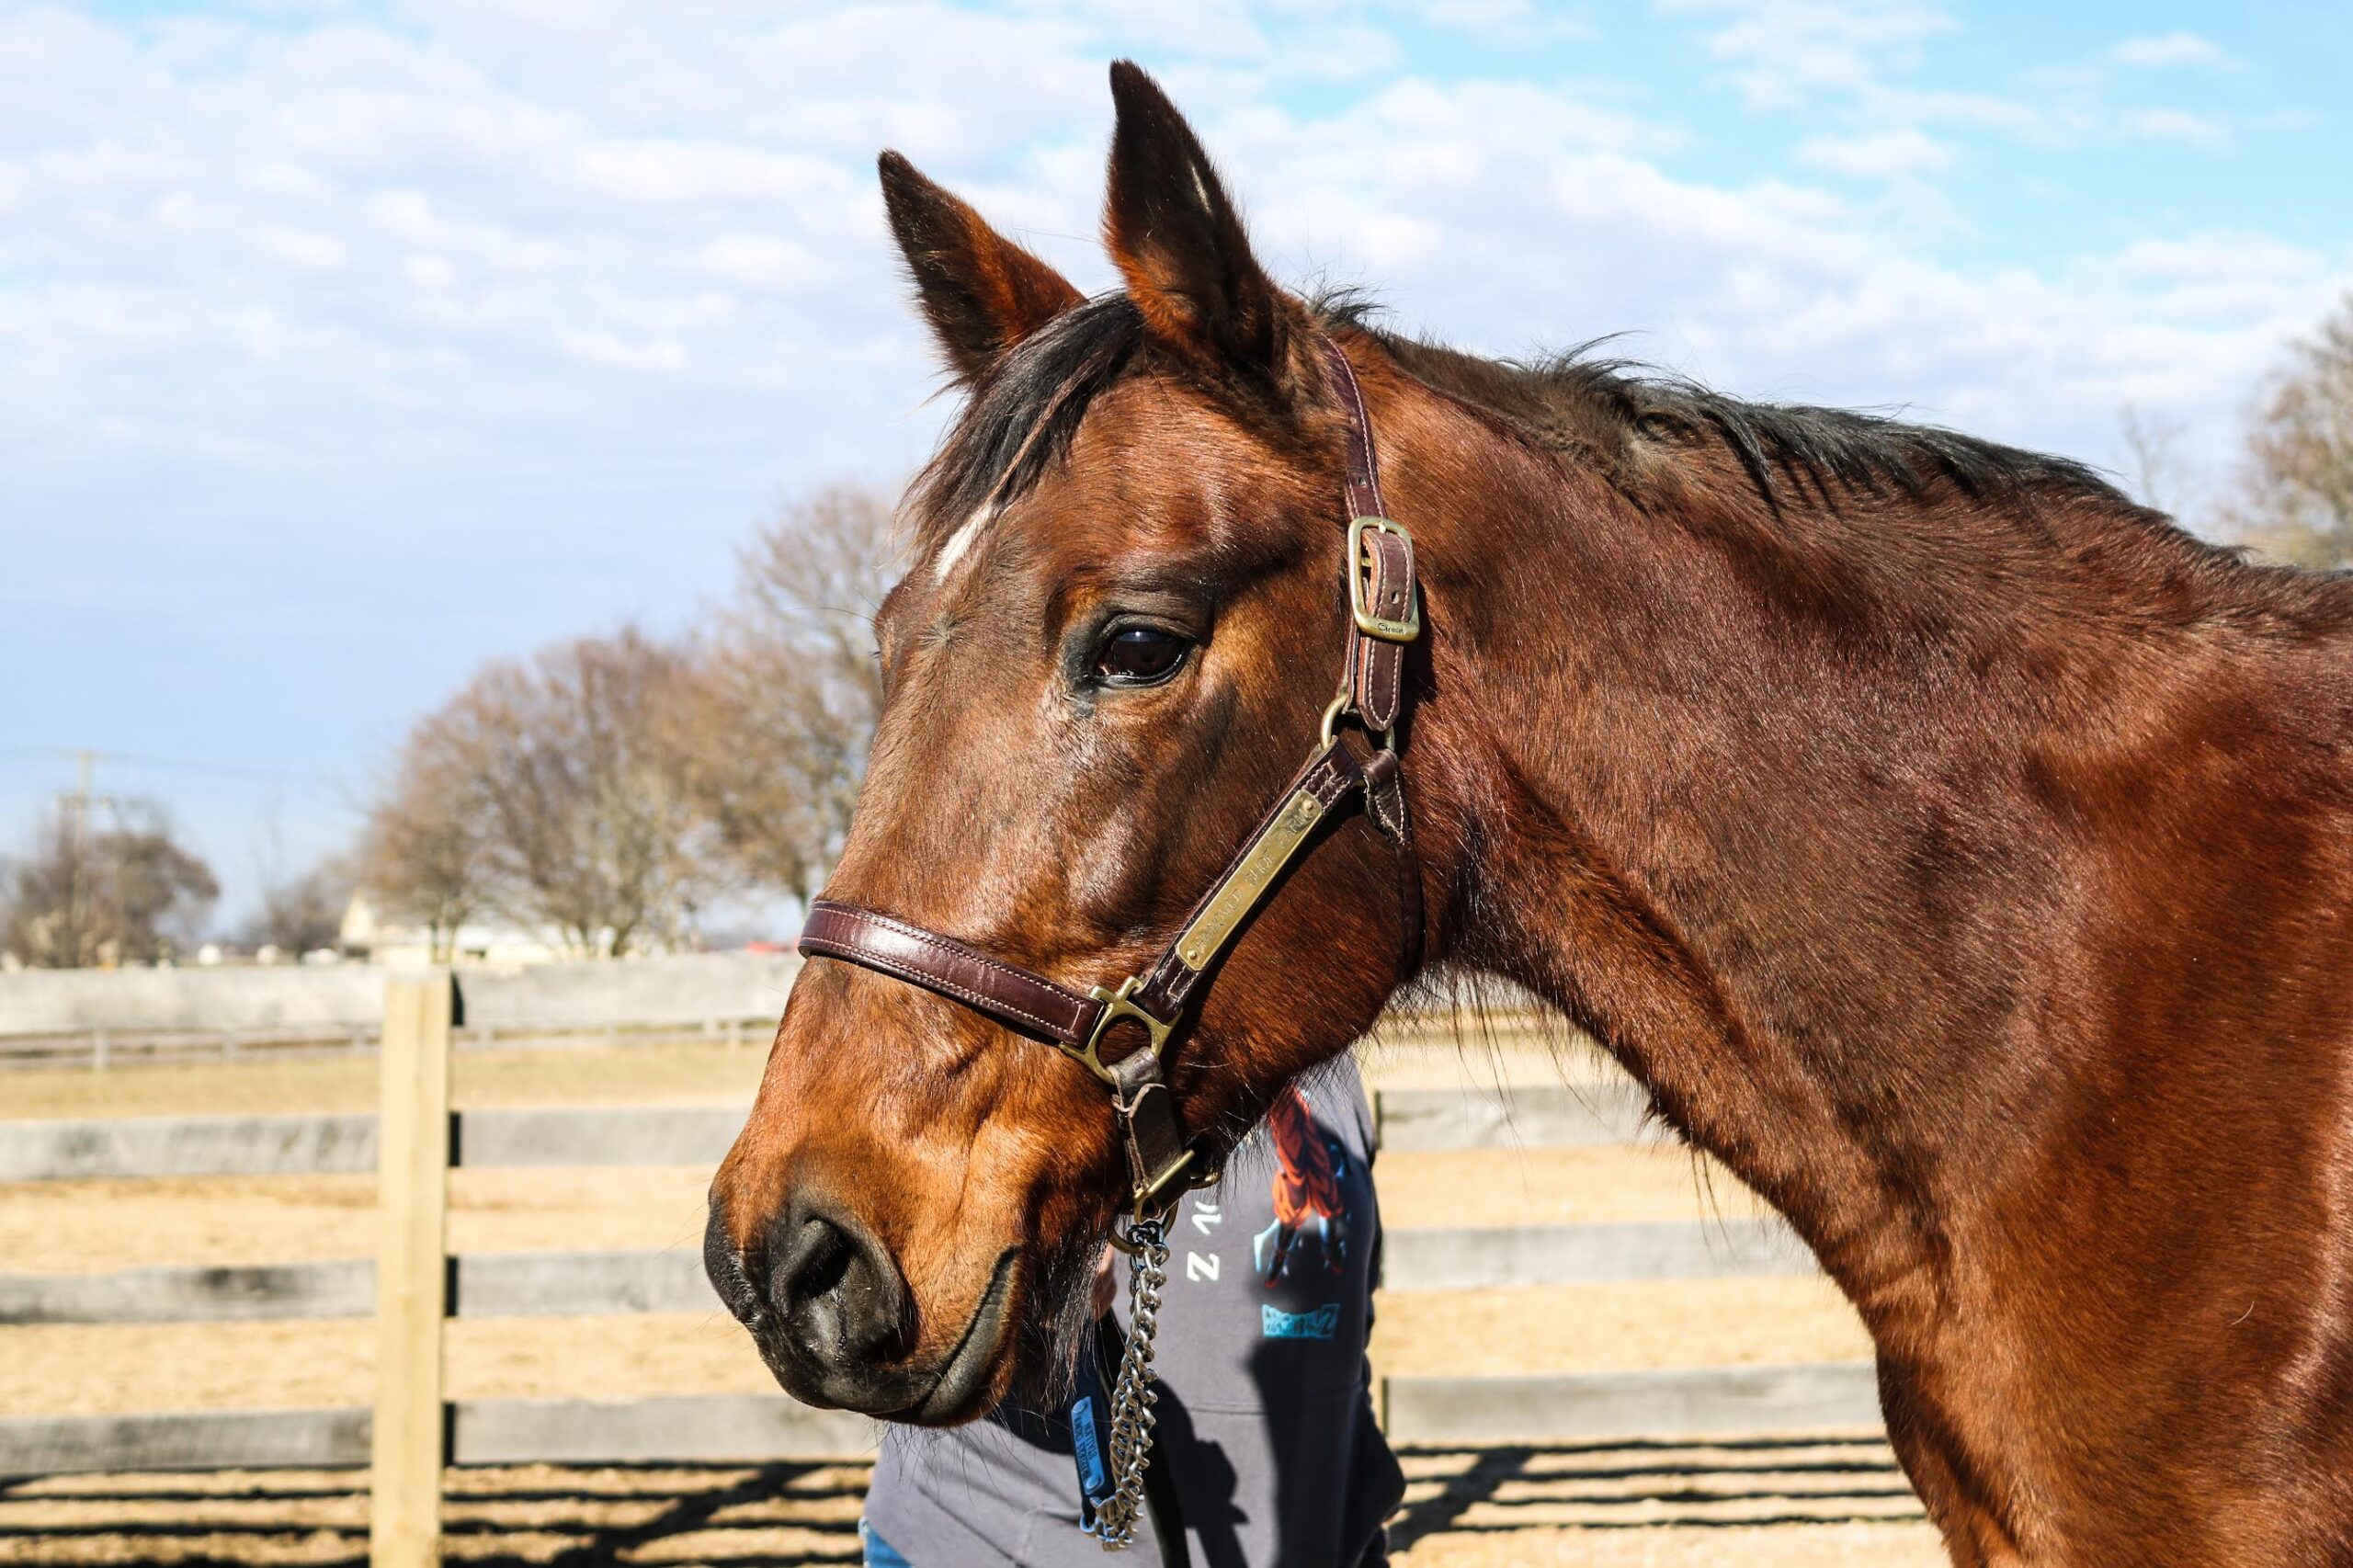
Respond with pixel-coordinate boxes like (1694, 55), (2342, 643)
(879, 150), (1083, 384)
(1103, 60), (1302, 388)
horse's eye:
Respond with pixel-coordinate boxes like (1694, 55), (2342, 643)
(1093, 625), (1192, 687)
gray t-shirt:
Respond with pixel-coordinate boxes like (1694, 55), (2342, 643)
(864, 1057), (1402, 1566)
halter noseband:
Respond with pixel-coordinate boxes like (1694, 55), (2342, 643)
(797, 335), (1423, 1229)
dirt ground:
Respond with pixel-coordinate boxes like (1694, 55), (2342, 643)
(0, 1446), (1944, 1566)
(0, 1028), (1925, 1562)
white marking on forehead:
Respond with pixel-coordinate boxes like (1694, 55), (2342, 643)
(932, 504), (995, 583)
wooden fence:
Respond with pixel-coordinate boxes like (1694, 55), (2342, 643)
(0, 972), (1882, 1563)
(0, 951), (800, 1070)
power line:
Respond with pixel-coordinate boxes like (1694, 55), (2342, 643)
(0, 744), (340, 789)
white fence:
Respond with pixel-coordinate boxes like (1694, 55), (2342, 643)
(0, 951), (803, 1067)
(0, 974), (1885, 1564)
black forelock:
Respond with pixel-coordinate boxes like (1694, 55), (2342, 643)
(906, 294), (1146, 556)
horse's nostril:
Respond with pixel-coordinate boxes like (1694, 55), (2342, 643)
(782, 1218), (856, 1301)
(767, 1204), (907, 1369)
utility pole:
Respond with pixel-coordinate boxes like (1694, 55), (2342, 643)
(61, 749), (115, 968)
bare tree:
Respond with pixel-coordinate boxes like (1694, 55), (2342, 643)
(1, 802), (219, 968)
(360, 712), (490, 962)
(360, 487), (900, 957)
(244, 858), (355, 957)
(681, 483), (899, 899)
(2118, 403), (2195, 518)
(379, 627), (717, 959)
(2226, 295), (2353, 570)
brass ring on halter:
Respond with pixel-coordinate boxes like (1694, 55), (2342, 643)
(1319, 689), (1350, 747)
(1105, 1138), (1220, 1255)
(1319, 688), (1397, 753)
(1104, 1203), (1167, 1258)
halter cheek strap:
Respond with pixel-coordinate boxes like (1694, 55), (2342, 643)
(797, 334), (1422, 1223)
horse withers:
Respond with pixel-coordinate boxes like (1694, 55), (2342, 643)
(708, 61), (2353, 1567)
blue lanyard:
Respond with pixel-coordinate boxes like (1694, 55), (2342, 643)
(1071, 1318), (1118, 1534)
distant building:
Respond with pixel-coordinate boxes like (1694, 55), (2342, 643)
(338, 894), (575, 967)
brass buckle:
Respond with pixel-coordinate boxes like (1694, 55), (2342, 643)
(1347, 516), (1421, 642)
(1133, 1145), (1199, 1215)
(1108, 1142), (1223, 1251)
(1061, 975), (1176, 1087)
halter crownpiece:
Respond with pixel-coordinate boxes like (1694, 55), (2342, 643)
(797, 334), (1422, 1223)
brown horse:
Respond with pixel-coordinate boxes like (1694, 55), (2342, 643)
(708, 61), (2353, 1566)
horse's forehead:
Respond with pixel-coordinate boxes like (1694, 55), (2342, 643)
(922, 382), (1240, 594)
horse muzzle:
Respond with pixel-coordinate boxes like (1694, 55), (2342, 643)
(702, 1198), (1020, 1424)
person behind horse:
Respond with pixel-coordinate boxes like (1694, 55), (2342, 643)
(858, 1057), (1401, 1567)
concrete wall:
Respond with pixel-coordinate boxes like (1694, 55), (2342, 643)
(0, 953), (802, 1039)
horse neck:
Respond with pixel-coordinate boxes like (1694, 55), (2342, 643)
(1392, 390), (2225, 1310)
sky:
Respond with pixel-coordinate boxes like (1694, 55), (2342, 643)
(5, 0), (2350, 927)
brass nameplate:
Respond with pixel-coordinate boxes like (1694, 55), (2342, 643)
(1175, 790), (1326, 971)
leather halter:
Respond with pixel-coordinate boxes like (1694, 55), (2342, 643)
(798, 335), (1423, 1228)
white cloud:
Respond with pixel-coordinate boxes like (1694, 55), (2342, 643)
(1660, 6), (2258, 164)
(1420, 0), (1597, 40)
(1205, 83), (2342, 478)
(1796, 125), (1952, 178)
(2111, 32), (2235, 71)
(2123, 108), (2227, 145)
(1660, 0), (1957, 109)
(0, 0), (2335, 506)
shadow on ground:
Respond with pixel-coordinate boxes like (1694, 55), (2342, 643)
(0, 1437), (1922, 1565)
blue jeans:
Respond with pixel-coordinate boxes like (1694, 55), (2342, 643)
(860, 1517), (914, 1568)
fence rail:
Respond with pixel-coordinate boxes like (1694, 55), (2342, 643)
(0, 951), (803, 1072)
(0, 1218), (1812, 1327)
(0, 1363), (1884, 1480)
(0, 1085), (1654, 1183)
(0, 1396), (881, 1476)
(0, 976), (1881, 1560)
(1383, 1363), (1884, 1445)
(0, 1018), (770, 1073)
(0, 952), (801, 1038)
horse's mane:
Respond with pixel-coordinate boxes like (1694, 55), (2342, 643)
(906, 289), (2347, 631)
(1309, 290), (2133, 514)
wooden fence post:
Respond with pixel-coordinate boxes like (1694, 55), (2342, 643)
(371, 971), (454, 1568)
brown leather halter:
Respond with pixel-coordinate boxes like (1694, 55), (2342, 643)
(798, 335), (1423, 1232)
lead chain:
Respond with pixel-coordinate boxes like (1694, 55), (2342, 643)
(1094, 1217), (1170, 1552)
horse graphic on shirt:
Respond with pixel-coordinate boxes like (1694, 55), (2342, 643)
(1253, 1085), (1352, 1285)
